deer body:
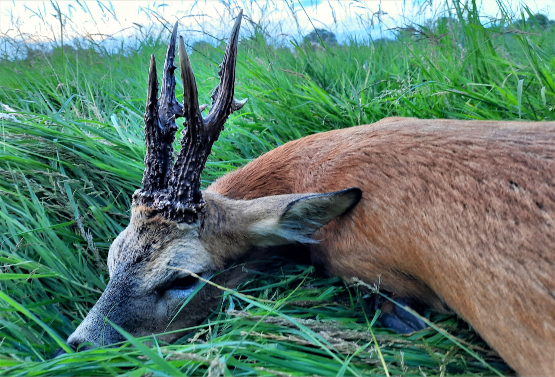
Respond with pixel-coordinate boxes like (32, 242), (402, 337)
(208, 117), (555, 376)
(61, 14), (555, 376)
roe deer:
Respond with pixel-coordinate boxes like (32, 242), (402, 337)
(60, 12), (555, 376)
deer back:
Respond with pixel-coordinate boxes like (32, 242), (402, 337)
(208, 117), (555, 376)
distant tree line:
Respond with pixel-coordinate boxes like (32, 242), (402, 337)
(16, 12), (553, 62)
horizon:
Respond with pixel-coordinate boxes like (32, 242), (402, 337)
(1, 0), (554, 58)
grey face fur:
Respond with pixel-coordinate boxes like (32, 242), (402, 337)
(67, 205), (212, 348)
(66, 189), (362, 349)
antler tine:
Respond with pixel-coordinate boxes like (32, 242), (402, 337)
(178, 36), (201, 125)
(159, 22), (184, 127)
(205, 10), (247, 130)
(134, 54), (166, 206)
(163, 12), (245, 223)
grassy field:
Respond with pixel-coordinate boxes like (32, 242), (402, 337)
(0, 0), (553, 375)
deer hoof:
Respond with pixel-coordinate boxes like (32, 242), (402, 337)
(369, 295), (428, 334)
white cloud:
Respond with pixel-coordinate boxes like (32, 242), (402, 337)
(0, 0), (553, 50)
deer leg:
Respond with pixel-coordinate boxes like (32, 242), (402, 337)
(368, 295), (427, 334)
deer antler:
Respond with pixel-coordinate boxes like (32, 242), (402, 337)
(134, 11), (246, 224)
(135, 22), (180, 207)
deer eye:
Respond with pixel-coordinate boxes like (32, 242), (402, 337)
(168, 275), (198, 291)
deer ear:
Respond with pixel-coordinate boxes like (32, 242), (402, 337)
(251, 188), (362, 246)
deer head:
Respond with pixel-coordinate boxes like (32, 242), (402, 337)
(63, 12), (361, 351)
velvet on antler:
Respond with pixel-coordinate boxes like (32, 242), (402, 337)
(133, 11), (246, 223)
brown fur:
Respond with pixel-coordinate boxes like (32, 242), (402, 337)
(208, 117), (555, 376)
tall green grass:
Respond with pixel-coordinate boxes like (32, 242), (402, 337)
(0, 0), (553, 375)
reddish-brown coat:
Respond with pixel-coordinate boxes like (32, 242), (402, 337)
(209, 117), (555, 376)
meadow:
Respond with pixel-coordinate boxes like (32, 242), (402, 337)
(0, 0), (554, 375)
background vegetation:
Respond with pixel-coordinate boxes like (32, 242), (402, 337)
(1, 0), (554, 375)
